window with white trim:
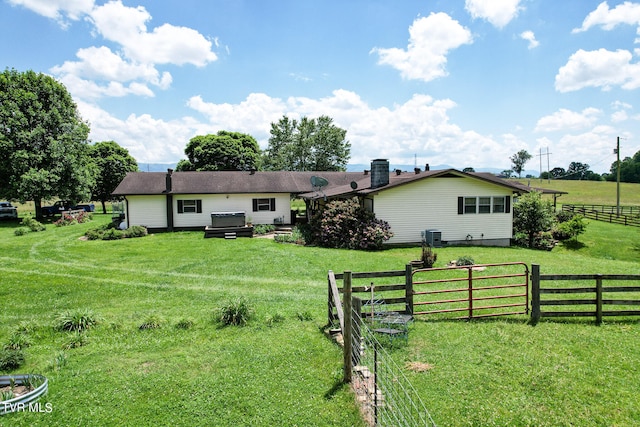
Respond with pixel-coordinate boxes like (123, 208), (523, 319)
(458, 196), (510, 214)
(493, 196), (506, 213)
(478, 197), (491, 214)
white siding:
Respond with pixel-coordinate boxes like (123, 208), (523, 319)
(373, 176), (513, 245)
(126, 195), (167, 228)
(172, 193), (291, 228)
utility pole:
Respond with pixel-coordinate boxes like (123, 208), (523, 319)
(615, 136), (621, 216)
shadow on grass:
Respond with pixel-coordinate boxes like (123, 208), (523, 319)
(324, 379), (348, 400)
(560, 240), (586, 250)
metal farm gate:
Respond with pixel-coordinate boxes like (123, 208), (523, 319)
(410, 263), (530, 319)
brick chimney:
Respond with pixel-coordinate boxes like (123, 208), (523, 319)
(370, 159), (389, 189)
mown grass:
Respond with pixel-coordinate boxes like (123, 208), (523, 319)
(514, 178), (640, 207)
(0, 180), (638, 426)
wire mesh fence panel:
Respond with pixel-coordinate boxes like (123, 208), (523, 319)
(350, 307), (437, 427)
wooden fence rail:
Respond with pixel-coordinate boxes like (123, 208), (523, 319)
(531, 264), (640, 325)
(562, 204), (640, 227)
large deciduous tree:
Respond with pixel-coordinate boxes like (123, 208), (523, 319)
(608, 150), (640, 183)
(509, 150), (532, 178)
(263, 115), (350, 171)
(178, 131), (261, 171)
(0, 68), (94, 218)
(90, 141), (139, 214)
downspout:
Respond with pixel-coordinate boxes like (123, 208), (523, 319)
(166, 169), (174, 232)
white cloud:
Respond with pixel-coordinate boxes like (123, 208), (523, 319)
(7, 0), (94, 26)
(465, 0), (523, 29)
(185, 89), (523, 169)
(79, 100), (202, 163)
(88, 1), (217, 67)
(26, 0), (217, 100)
(611, 110), (629, 122)
(572, 1), (640, 34)
(371, 13), (473, 82)
(554, 125), (617, 169)
(535, 108), (602, 132)
(555, 48), (640, 92)
(520, 30), (539, 49)
(51, 46), (172, 87)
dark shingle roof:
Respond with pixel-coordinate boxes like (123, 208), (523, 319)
(112, 171), (367, 196)
(112, 169), (566, 198)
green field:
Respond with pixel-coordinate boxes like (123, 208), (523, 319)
(0, 181), (639, 426)
(514, 178), (640, 207)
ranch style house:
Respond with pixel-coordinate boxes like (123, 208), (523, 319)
(111, 159), (555, 246)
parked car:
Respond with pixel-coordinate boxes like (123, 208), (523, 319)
(41, 200), (95, 217)
(0, 201), (18, 219)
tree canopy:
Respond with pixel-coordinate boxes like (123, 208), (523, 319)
(509, 150), (532, 178)
(0, 68), (93, 217)
(90, 141), (139, 214)
(177, 131), (261, 171)
(262, 115), (350, 171)
(607, 150), (640, 183)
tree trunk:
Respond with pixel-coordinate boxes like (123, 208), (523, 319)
(101, 200), (107, 215)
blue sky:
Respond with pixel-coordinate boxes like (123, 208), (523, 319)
(2, 0), (640, 174)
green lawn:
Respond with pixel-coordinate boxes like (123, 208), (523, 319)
(0, 191), (638, 426)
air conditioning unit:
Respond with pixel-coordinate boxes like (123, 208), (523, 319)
(425, 229), (442, 247)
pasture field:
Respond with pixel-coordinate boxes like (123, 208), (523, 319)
(513, 178), (640, 207)
(0, 179), (638, 426)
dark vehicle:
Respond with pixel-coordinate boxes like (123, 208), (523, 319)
(41, 201), (95, 217)
(0, 201), (18, 219)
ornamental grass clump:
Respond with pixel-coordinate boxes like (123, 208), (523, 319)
(0, 349), (25, 371)
(55, 308), (100, 333)
(139, 314), (164, 330)
(215, 298), (254, 327)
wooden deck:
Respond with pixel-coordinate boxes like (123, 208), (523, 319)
(203, 225), (254, 239)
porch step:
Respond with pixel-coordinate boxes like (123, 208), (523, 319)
(224, 232), (237, 239)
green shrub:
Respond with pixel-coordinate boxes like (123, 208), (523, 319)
(14, 227), (29, 236)
(21, 216), (46, 232)
(274, 227), (306, 245)
(124, 225), (148, 238)
(85, 228), (104, 240)
(215, 298), (254, 326)
(553, 215), (587, 242)
(253, 224), (275, 235)
(456, 256), (475, 266)
(139, 314), (164, 330)
(102, 228), (124, 240)
(55, 308), (100, 332)
(0, 349), (25, 371)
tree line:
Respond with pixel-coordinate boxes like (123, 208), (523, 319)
(504, 149), (640, 183)
(0, 69), (351, 218)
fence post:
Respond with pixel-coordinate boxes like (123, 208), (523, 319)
(351, 297), (362, 368)
(468, 267), (473, 319)
(327, 270), (332, 327)
(343, 271), (352, 383)
(596, 274), (603, 326)
(405, 263), (414, 315)
(531, 264), (540, 324)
